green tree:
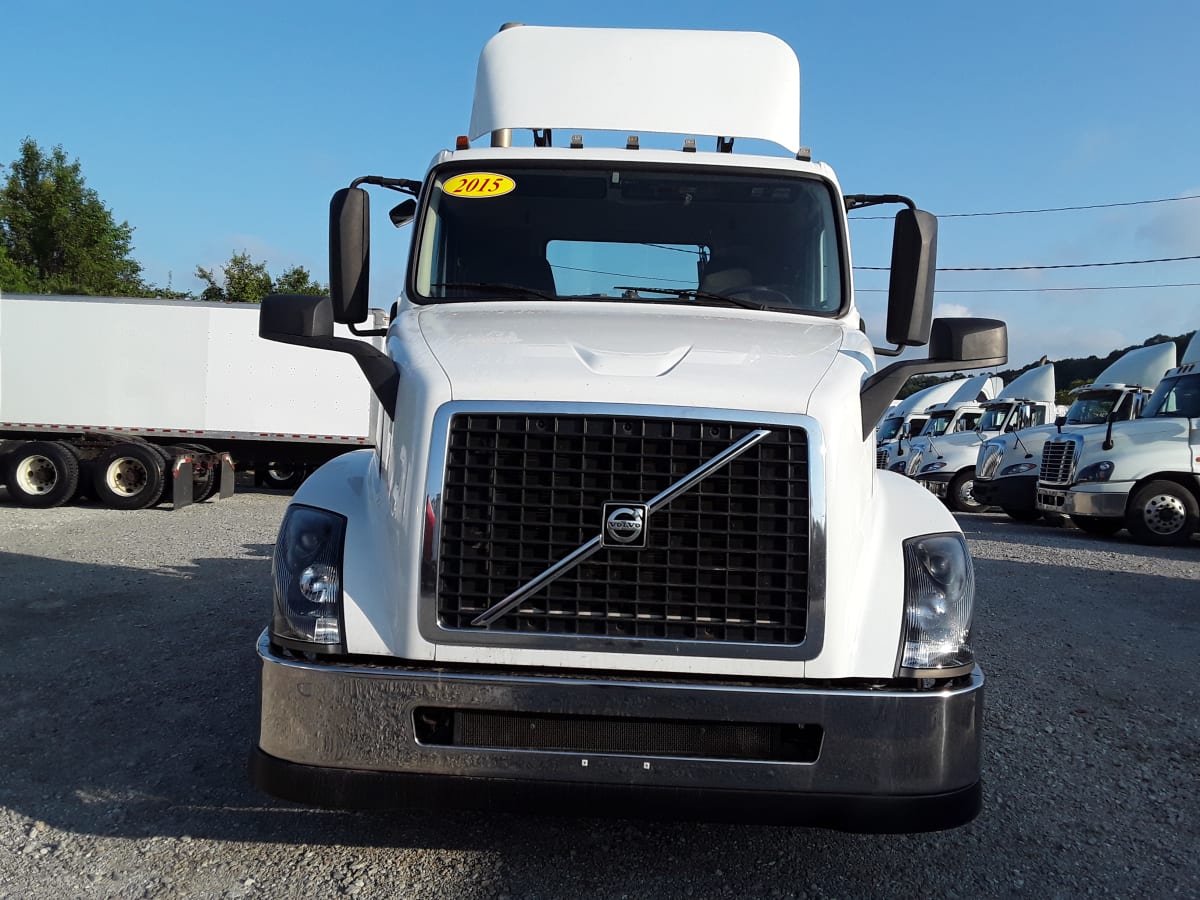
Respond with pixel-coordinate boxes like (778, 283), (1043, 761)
(0, 138), (146, 295)
(196, 251), (326, 302)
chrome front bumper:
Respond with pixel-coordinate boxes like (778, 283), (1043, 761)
(252, 632), (983, 831)
(1036, 485), (1129, 517)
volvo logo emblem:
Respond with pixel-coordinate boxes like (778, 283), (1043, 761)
(602, 503), (648, 548)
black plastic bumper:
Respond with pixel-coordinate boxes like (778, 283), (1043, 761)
(972, 474), (1036, 511)
(250, 747), (982, 833)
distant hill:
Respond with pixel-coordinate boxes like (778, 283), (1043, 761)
(898, 331), (1195, 401)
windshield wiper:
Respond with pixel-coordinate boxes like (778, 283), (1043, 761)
(612, 286), (772, 311)
(430, 281), (558, 301)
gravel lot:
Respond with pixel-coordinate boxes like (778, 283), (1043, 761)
(0, 488), (1196, 899)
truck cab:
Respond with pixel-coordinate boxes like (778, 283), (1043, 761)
(1035, 332), (1199, 543)
(874, 377), (968, 472)
(974, 341), (1177, 520)
(250, 25), (1007, 831)
(910, 364), (1055, 512)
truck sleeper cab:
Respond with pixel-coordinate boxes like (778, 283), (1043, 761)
(251, 25), (1008, 832)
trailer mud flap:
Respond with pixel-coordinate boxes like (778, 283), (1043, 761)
(171, 458), (194, 510)
(219, 453), (236, 499)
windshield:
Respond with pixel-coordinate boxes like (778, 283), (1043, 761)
(413, 163), (844, 314)
(878, 417), (904, 441)
(978, 403), (1014, 432)
(1142, 374), (1200, 419)
(920, 411), (955, 437)
(1065, 390), (1121, 425)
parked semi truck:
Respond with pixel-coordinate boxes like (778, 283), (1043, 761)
(973, 341), (1177, 521)
(877, 373), (1001, 474)
(910, 363), (1056, 512)
(874, 377), (965, 448)
(0, 293), (380, 509)
(250, 25), (1008, 831)
(1035, 331), (1199, 544)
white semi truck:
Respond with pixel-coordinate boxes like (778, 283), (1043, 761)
(250, 25), (1009, 831)
(1034, 331), (1199, 544)
(910, 363), (1056, 512)
(973, 341), (1177, 521)
(878, 373), (1001, 474)
(874, 377), (966, 455)
(0, 293), (380, 509)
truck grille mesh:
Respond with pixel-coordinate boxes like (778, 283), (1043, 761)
(876, 448), (888, 469)
(437, 413), (810, 645)
(1040, 439), (1076, 485)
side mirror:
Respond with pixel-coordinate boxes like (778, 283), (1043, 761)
(1055, 415), (1066, 428)
(259, 293), (334, 343)
(329, 187), (371, 324)
(884, 208), (937, 349)
(389, 199), (417, 228)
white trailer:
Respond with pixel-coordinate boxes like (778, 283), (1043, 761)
(1035, 331), (1199, 544)
(249, 25), (1009, 831)
(973, 341), (1177, 521)
(909, 363), (1057, 512)
(0, 293), (380, 509)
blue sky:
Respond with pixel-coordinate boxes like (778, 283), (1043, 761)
(4, 0), (1198, 369)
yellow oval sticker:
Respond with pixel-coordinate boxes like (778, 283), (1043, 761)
(442, 172), (515, 199)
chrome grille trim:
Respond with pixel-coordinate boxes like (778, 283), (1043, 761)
(1039, 436), (1081, 486)
(976, 445), (1003, 480)
(418, 402), (826, 661)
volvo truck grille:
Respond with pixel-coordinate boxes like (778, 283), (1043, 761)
(436, 412), (811, 647)
(1040, 439), (1077, 486)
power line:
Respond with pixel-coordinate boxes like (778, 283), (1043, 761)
(855, 254), (1200, 272)
(856, 282), (1200, 293)
(848, 192), (1200, 220)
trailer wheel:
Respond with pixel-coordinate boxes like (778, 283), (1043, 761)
(946, 470), (985, 513)
(3, 441), (80, 508)
(1125, 480), (1199, 546)
(1070, 515), (1123, 537)
(92, 442), (166, 510)
(179, 444), (219, 502)
(259, 463), (306, 491)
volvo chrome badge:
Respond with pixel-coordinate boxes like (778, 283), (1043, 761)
(602, 503), (648, 548)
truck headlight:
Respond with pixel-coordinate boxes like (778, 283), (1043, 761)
(1000, 462), (1038, 476)
(1076, 461), (1114, 483)
(898, 533), (975, 676)
(271, 504), (347, 651)
(919, 461), (946, 474)
(889, 460), (909, 473)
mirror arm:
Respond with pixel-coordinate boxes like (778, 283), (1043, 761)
(261, 329), (398, 413)
(860, 355), (1008, 441)
(348, 321), (388, 338)
(873, 344), (904, 358)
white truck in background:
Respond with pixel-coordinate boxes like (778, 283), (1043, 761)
(1035, 331), (1199, 544)
(910, 363), (1056, 512)
(973, 341), (1177, 522)
(250, 24), (1010, 831)
(0, 293), (380, 509)
(878, 373), (1001, 474)
(874, 377), (965, 455)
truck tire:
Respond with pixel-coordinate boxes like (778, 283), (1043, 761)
(1124, 480), (1199, 546)
(92, 442), (167, 510)
(946, 469), (985, 513)
(259, 463), (306, 491)
(1070, 515), (1123, 537)
(3, 441), (80, 508)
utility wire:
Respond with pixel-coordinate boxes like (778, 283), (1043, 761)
(848, 192), (1200, 220)
(856, 282), (1200, 293)
(855, 254), (1200, 272)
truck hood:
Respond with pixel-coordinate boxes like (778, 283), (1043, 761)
(413, 302), (847, 414)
